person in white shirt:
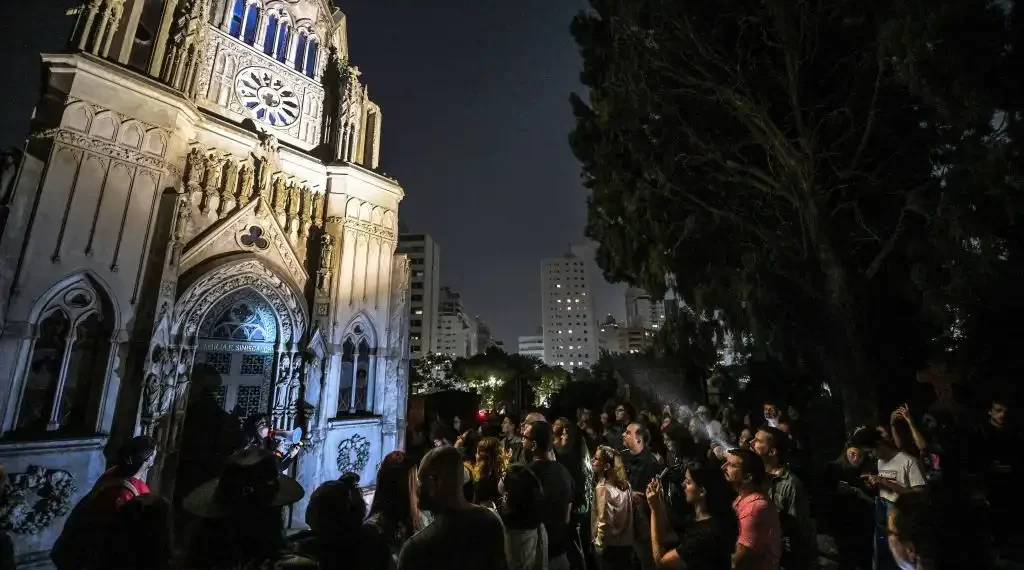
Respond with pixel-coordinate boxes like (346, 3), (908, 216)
(590, 446), (634, 570)
(852, 427), (926, 570)
(696, 406), (726, 443)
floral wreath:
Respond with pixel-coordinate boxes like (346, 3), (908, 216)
(0, 466), (77, 535)
(336, 434), (371, 475)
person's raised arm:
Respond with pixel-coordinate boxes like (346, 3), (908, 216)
(647, 479), (683, 568)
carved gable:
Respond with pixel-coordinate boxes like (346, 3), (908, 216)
(179, 197), (309, 282)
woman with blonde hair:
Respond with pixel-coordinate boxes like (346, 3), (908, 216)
(473, 436), (505, 506)
(591, 445), (634, 570)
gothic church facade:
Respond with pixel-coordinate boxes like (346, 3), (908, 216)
(0, 0), (410, 563)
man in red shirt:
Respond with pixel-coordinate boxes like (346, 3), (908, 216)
(93, 435), (156, 506)
(51, 436), (157, 570)
(723, 448), (782, 570)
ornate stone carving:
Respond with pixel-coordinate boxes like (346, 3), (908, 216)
(184, 146), (206, 195)
(317, 234), (334, 292)
(336, 434), (371, 475)
(325, 215), (396, 242)
(0, 466), (76, 535)
(163, 0), (210, 95)
(299, 188), (312, 238)
(238, 162), (255, 204)
(142, 303), (173, 425)
(287, 185), (300, 228)
(218, 159), (238, 217)
(200, 154), (225, 215)
(173, 260), (306, 345)
(272, 176), (288, 215)
(173, 194), (191, 242)
(35, 128), (180, 176)
(312, 193), (324, 228)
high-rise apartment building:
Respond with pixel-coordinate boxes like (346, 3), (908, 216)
(396, 234), (441, 358)
(625, 287), (668, 330)
(436, 287), (476, 358)
(541, 246), (600, 369)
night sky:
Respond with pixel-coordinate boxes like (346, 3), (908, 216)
(0, 1), (625, 348)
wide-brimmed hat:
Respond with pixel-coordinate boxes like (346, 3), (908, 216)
(183, 449), (304, 518)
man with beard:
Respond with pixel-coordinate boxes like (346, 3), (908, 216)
(398, 446), (506, 570)
(723, 448), (782, 570)
(751, 427), (816, 570)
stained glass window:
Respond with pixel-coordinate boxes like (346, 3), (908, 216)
(263, 14), (278, 55)
(201, 290), (277, 343)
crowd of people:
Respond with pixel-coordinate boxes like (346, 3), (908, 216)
(39, 394), (1017, 570)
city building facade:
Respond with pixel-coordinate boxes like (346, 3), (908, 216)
(517, 333), (545, 361)
(395, 233), (440, 358)
(0, 0), (411, 561)
(625, 287), (667, 330)
(541, 246), (599, 369)
(598, 315), (623, 354)
(435, 286), (475, 358)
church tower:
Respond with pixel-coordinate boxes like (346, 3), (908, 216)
(0, 1), (411, 560)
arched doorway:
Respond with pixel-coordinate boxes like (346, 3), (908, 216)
(172, 288), (281, 515)
(145, 259), (307, 500)
(194, 288), (277, 422)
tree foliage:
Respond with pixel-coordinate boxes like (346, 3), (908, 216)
(570, 0), (1022, 423)
(409, 353), (466, 395)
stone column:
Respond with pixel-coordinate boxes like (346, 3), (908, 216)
(148, 0), (179, 78)
(117, 0), (146, 63)
(77, 0), (102, 51)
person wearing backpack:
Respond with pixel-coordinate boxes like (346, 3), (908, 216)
(51, 435), (157, 570)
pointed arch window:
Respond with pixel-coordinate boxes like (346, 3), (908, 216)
(229, 0), (245, 37)
(13, 281), (112, 436)
(336, 324), (374, 416)
(242, 3), (260, 45)
(263, 13), (279, 55)
(304, 38), (319, 78)
(294, 31), (308, 72)
(275, 24), (291, 63)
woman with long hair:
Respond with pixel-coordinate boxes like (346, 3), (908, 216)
(646, 461), (737, 570)
(364, 451), (424, 570)
(473, 436), (504, 506)
(591, 445), (634, 570)
(499, 464), (548, 570)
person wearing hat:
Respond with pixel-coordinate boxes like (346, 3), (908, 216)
(180, 449), (309, 569)
(51, 436), (157, 570)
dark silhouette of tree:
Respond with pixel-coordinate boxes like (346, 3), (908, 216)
(569, 0), (1021, 425)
